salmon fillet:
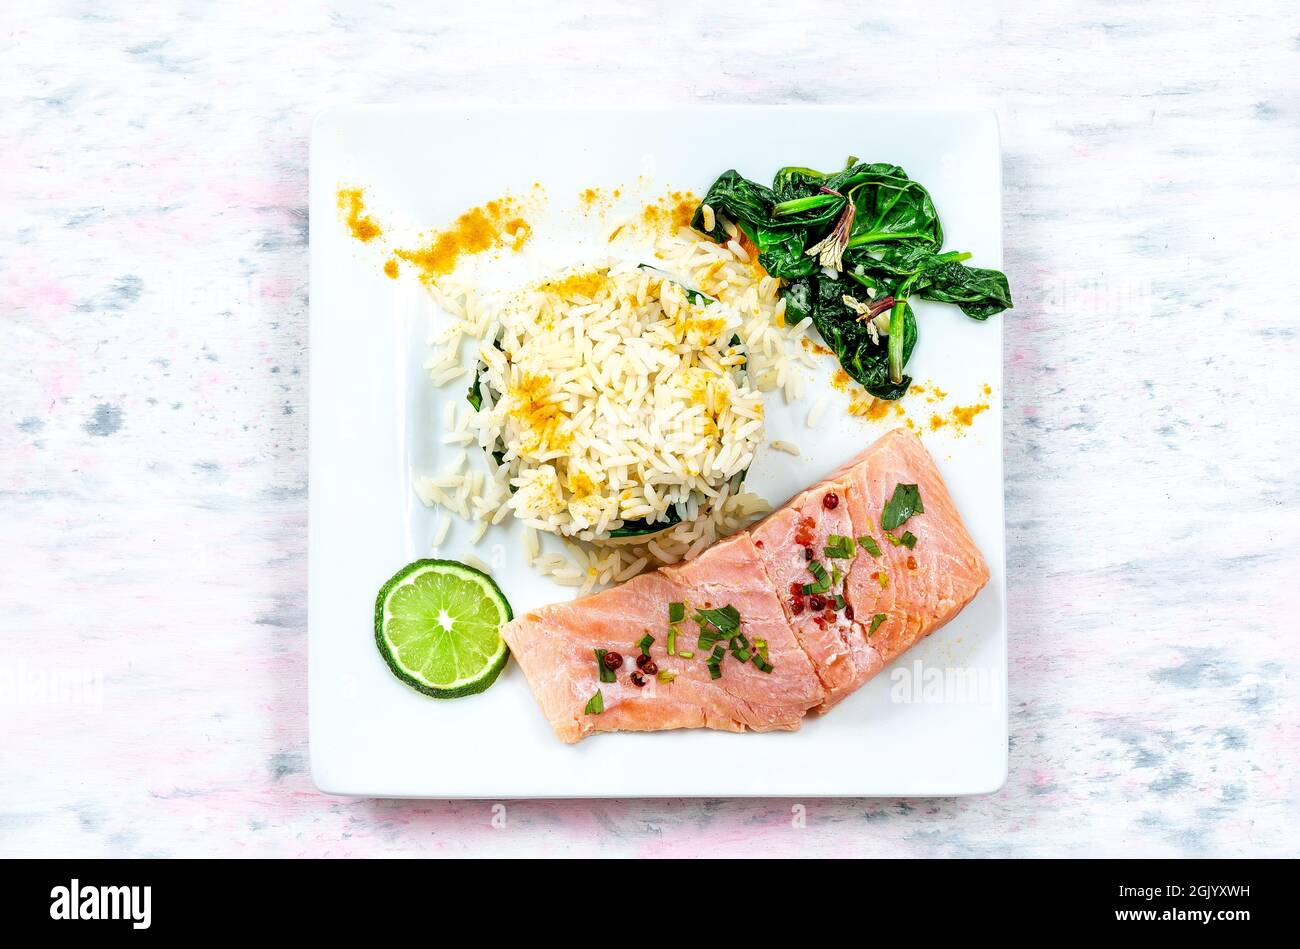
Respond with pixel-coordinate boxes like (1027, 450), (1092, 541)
(503, 533), (824, 743)
(835, 429), (989, 668)
(501, 427), (988, 742)
(750, 477), (884, 711)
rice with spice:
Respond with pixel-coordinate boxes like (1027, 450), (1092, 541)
(415, 224), (816, 592)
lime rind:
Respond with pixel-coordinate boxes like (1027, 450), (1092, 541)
(374, 559), (513, 699)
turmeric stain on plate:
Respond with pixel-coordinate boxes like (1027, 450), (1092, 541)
(928, 401), (990, 432)
(396, 197), (532, 284)
(338, 184), (536, 284)
(639, 190), (698, 233)
(337, 188), (382, 242)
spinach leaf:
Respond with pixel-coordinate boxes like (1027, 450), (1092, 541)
(606, 506), (683, 538)
(792, 276), (916, 399)
(690, 169), (777, 243)
(916, 260), (1013, 320)
(881, 483), (924, 531)
(750, 223), (821, 279)
(843, 167), (943, 250)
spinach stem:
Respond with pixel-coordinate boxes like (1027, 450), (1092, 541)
(773, 194), (840, 216)
(888, 300), (907, 384)
(887, 272), (922, 384)
(846, 230), (935, 248)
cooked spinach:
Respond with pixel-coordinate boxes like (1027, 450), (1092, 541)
(787, 274), (917, 399)
(691, 158), (1012, 399)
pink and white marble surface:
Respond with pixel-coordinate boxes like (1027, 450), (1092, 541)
(2, 2), (1297, 857)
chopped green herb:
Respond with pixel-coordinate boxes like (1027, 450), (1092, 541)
(833, 594), (846, 610)
(752, 655), (774, 674)
(707, 663), (723, 680)
(882, 483), (924, 531)
(666, 625), (679, 656)
(877, 571), (889, 590)
(802, 560), (832, 595)
(636, 633), (654, 656)
(709, 644), (727, 664)
(832, 564), (844, 587)
(697, 631), (718, 651)
(668, 601), (685, 624)
(868, 613), (887, 637)
(729, 636), (753, 661)
(677, 650), (695, 659)
(823, 534), (856, 559)
(694, 605), (741, 636)
(584, 689), (604, 715)
(657, 669), (677, 684)
(594, 649), (616, 683)
(859, 535), (882, 557)
(754, 638), (769, 661)
(884, 530), (903, 546)
(901, 531), (917, 549)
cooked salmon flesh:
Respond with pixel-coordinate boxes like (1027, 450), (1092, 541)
(501, 427), (989, 742)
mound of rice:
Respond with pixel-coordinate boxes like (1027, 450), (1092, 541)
(416, 223), (816, 592)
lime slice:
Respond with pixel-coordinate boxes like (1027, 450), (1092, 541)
(374, 559), (512, 699)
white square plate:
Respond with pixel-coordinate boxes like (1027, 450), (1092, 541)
(309, 106), (1007, 797)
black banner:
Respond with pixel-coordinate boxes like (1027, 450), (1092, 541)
(3, 858), (1285, 934)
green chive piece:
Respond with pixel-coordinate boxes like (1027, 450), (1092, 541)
(594, 649), (616, 683)
(754, 638), (769, 661)
(823, 534), (856, 559)
(637, 633), (654, 656)
(707, 663), (722, 680)
(677, 650), (695, 659)
(709, 644), (726, 664)
(884, 531), (903, 546)
(584, 689), (604, 715)
(833, 594), (846, 610)
(666, 625), (678, 656)
(901, 531), (917, 549)
(868, 613), (887, 637)
(668, 601), (685, 624)
(859, 535), (882, 557)
(802, 560), (832, 595)
(752, 655), (774, 673)
(697, 633), (718, 651)
(657, 669), (677, 684)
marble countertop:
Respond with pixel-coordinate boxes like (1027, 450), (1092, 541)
(2, 2), (1296, 857)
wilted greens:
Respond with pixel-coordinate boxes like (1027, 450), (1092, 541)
(691, 160), (1012, 399)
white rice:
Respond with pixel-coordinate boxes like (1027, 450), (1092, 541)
(416, 227), (804, 588)
(806, 395), (828, 429)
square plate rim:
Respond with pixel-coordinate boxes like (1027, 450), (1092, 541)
(307, 104), (1008, 799)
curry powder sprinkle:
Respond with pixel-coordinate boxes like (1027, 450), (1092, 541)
(395, 198), (531, 284)
(337, 188), (382, 242)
